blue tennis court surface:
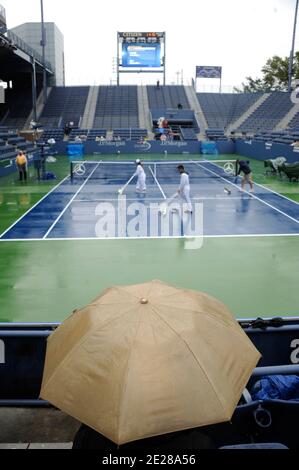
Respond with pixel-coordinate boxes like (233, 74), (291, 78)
(1, 160), (299, 240)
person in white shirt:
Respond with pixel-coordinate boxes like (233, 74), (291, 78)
(177, 165), (192, 213)
(135, 159), (146, 193)
(30, 119), (37, 130)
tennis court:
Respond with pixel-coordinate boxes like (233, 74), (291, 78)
(0, 155), (298, 323)
(1, 159), (299, 240)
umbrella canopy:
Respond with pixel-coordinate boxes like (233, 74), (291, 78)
(40, 280), (261, 445)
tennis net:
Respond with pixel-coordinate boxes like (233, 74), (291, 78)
(70, 160), (238, 183)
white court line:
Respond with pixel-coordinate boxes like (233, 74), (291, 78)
(202, 159), (299, 207)
(73, 196), (251, 203)
(206, 160), (299, 207)
(148, 166), (167, 199)
(0, 176), (70, 239)
(193, 161), (299, 225)
(242, 177), (299, 207)
(43, 161), (102, 239)
(1, 233), (299, 242)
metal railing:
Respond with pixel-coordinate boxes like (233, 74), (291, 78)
(0, 4), (6, 23)
(6, 30), (53, 72)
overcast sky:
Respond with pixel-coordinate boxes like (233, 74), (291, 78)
(1, 0), (298, 90)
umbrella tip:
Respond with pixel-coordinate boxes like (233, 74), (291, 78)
(140, 298), (149, 305)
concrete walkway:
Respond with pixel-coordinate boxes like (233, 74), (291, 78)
(0, 407), (80, 449)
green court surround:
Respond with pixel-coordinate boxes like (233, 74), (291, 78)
(0, 155), (298, 323)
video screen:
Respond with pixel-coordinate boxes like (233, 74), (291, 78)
(121, 43), (161, 68)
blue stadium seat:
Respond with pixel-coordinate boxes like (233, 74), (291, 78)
(93, 86), (139, 129)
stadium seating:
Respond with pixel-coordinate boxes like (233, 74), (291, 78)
(0, 130), (36, 160)
(180, 127), (198, 141)
(287, 112), (299, 129)
(254, 130), (293, 144)
(93, 86), (139, 129)
(39, 86), (90, 128)
(112, 128), (148, 141)
(69, 129), (107, 141)
(237, 92), (293, 133)
(196, 93), (262, 130)
(0, 87), (36, 129)
(205, 129), (226, 141)
(2, 85), (297, 142)
(0, 140), (18, 161)
(39, 128), (65, 142)
(147, 86), (190, 109)
(150, 108), (198, 139)
(87, 129), (107, 141)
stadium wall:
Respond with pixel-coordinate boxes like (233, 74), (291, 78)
(236, 139), (299, 163)
(0, 154), (36, 178)
(1, 322), (299, 403)
(54, 140), (202, 156)
(53, 140), (234, 156)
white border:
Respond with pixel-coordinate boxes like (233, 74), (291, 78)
(1, 233), (299, 242)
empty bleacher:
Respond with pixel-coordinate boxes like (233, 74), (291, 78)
(196, 93), (262, 130)
(0, 143), (17, 161)
(287, 112), (299, 129)
(1, 87), (35, 130)
(0, 131), (27, 161)
(112, 128), (148, 141)
(87, 129), (107, 141)
(147, 86), (190, 109)
(93, 86), (139, 129)
(205, 129), (226, 141)
(180, 127), (198, 141)
(39, 128), (65, 142)
(254, 128), (299, 145)
(39, 86), (90, 128)
(69, 129), (107, 141)
(237, 92), (293, 133)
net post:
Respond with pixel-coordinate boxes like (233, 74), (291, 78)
(70, 161), (73, 183)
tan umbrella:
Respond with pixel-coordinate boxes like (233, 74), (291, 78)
(40, 280), (261, 445)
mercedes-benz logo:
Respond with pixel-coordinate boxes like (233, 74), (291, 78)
(74, 163), (86, 176)
(223, 162), (235, 175)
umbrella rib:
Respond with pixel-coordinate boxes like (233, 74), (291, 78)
(117, 306), (144, 442)
(150, 302), (246, 338)
(148, 304), (229, 415)
(41, 305), (141, 390)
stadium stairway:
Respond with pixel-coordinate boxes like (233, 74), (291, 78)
(24, 87), (52, 130)
(226, 93), (270, 134)
(137, 85), (154, 138)
(81, 86), (99, 129)
(184, 85), (207, 139)
(275, 101), (299, 130)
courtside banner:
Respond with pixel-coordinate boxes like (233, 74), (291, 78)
(196, 66), (222, 79)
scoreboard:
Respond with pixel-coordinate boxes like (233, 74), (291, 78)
(119, 32), (164, 43)
(118, 32), (165, 69)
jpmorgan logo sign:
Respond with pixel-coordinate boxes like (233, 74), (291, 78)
(0, 340), (4, 364)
